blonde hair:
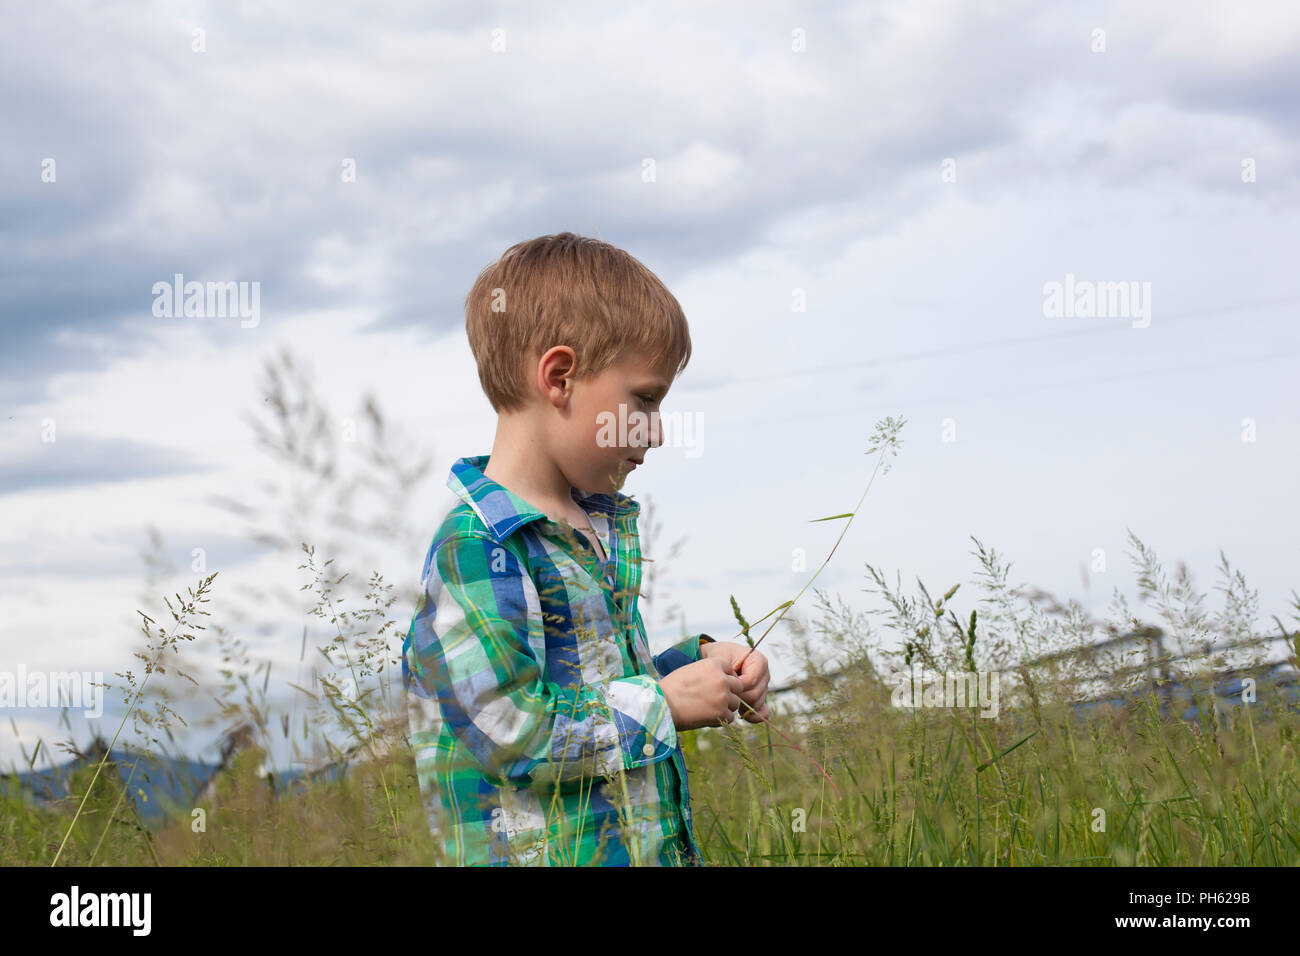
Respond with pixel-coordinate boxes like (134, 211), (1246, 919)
(464, 232), (692, 413)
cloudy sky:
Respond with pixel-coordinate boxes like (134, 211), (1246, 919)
(2, 0), (1298, 773)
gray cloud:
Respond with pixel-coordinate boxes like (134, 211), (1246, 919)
(2, 0), (1297, 412)
(0, 435), (212, 495)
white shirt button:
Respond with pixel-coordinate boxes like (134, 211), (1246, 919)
(642, 743), (656, 757)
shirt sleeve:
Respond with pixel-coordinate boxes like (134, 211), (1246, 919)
(651, 633), (714, 677)
(405, 532), (679, 785)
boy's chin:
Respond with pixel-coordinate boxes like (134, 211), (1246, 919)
(597, 467), (630, 492)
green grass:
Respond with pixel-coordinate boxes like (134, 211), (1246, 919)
(682, 524), (1300, 866)
(5, 532), (1297, 867)
(684, 673), (1300, 866)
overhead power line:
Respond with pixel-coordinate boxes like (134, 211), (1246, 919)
(698, 293), (1300, 388)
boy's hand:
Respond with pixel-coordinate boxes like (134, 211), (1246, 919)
(659, 659), (745, 731)
(701, 641), (771, 723)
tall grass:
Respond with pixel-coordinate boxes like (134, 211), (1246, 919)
(686, 544), (1300, 865)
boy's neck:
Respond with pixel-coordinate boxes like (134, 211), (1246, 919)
(482, 423), (583, 525)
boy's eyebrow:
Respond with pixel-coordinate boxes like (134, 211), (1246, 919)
(634, 378), (670, 398)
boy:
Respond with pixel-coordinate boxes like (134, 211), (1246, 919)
(401, 232), (770, 866)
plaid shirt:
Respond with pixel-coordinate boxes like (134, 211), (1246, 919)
(402, 454), (713, 865)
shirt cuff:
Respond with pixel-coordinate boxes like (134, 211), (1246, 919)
(601, 675), (678, 771)
(653, 633), (713, 676)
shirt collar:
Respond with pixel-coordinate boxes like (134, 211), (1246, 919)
(447, 454), (640, 544)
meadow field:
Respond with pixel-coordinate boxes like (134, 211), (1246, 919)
(4, 528), (1297, 868)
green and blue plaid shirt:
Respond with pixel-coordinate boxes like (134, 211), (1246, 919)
(402, 454), (712, 866)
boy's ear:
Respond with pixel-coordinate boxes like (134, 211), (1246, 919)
(536, 346), (580, 404)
